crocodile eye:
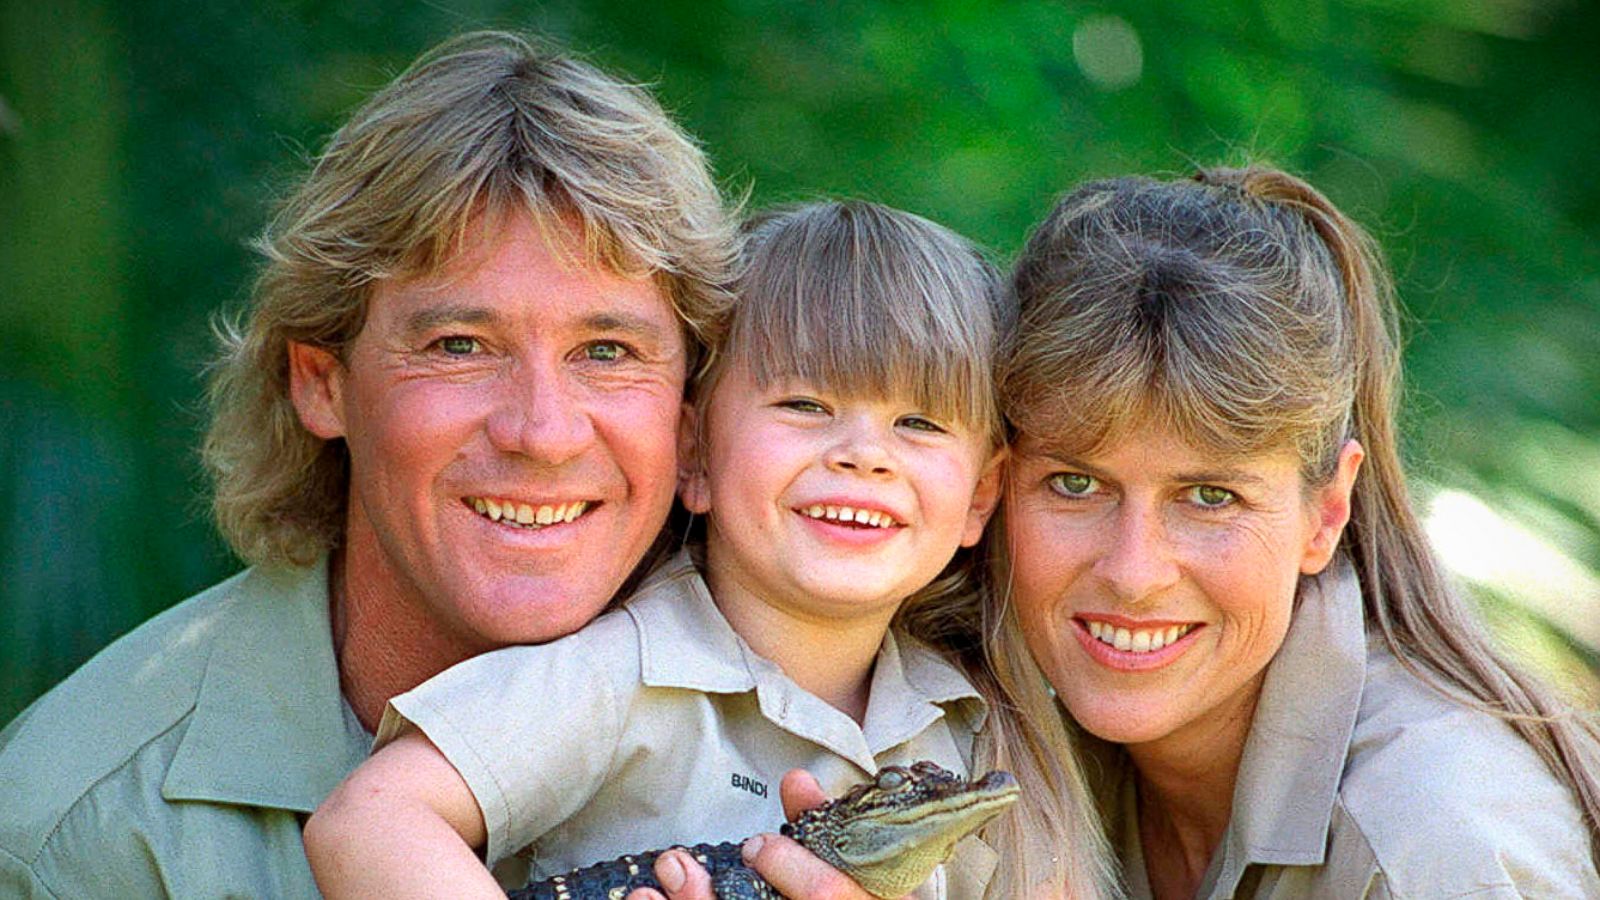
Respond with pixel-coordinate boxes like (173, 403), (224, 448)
(875, 769), (907, 791)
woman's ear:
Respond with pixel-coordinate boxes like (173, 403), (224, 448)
(960, 447), (1009, 548)
(287, 341), (347, 439)
(677, 403), (712, 514)
(1301, 439), (1364, 575)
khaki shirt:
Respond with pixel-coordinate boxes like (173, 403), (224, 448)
(1102, 560), (1600, 899)
(382, 551), (996, 898)
(0, 560), (371, 899)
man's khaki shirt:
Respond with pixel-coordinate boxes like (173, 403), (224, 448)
(1100, 560), (1600, 898)
(0, 559), (370, 898)
(382, 551), (997, 898)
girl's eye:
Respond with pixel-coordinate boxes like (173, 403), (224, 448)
(437, 336), (481, 356)
(779, 398), (828, 414)
(1190, 485), (1236, 508)
(582, 341), (628, 362)
(1047, 472), (1098, 497)
(897, 415), (946, 434)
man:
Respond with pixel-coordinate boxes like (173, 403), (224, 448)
(0, 31), (734, 898)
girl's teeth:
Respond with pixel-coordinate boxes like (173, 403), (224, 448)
(800, 505), (898, 528)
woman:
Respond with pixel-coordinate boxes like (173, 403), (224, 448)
(991, 165), (1600, 897)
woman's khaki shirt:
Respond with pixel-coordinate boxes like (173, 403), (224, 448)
(1097, 560), (1599, 899)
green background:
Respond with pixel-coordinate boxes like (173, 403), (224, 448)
(4, 0), (1598, 724)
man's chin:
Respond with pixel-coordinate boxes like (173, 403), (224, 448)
(444, 577), (618, 647)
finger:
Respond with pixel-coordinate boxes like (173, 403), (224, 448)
(778, 768), (832, 820)
(741, 833), (886, 900)
(630, 848), (714, 900)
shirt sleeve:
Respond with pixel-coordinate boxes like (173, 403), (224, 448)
(0, 847), (57, 900)
(381, 610), (642, 866)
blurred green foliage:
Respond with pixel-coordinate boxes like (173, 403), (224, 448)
(3, 0), (1597, 723)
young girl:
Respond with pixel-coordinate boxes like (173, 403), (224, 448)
(303, 201), (1114, 899)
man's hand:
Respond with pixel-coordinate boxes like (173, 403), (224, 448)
(626, 769), (889, 900)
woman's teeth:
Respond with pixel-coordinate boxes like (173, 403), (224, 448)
(1086, 620), (1195, 653)
(471, 498), (588, 528)
(800, 505), (899, 528)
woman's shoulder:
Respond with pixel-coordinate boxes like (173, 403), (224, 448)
(1332, 640), (1599, 896)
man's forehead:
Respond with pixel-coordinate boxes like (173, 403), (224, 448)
(367, 213), (676, 324)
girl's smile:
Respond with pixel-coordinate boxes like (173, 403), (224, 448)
(682, 366), (1000, 627)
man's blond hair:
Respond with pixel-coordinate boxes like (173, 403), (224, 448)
(203, 31), (736, 566)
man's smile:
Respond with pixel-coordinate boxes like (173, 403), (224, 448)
(466, 497), (595, 529)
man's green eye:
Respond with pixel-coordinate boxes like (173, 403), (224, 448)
(1049, 473), (1095, 496)
(439, 336), (479, 355)
(585, 342), (624, 362)
(1194, 485), (1234, 507)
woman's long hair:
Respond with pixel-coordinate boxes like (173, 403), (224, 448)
(997, 164), (1600, 865)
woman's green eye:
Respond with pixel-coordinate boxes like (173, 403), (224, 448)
(1194, 485), (1235, 507)
(1049, 473), (1096, 496)
(439, 336), (479, 355)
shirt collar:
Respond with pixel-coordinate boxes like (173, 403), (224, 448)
(162, 557), (370, 813)
(631, 551), (756, 693)
(1208, 557), (1367, 889)
(630, 550), (985, 772)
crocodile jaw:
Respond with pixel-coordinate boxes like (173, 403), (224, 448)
(799, 770), (1020, 898)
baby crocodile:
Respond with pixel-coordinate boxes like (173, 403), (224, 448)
(508, 760), (1019, 900)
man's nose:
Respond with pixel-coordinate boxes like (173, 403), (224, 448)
(484, 359), (594, 465)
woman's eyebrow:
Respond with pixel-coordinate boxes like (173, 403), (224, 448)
(1171, 468), (1268, 487)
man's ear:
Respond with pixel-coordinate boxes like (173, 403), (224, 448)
(287, 341), (348, 440)
(959, 447), (1008, 548)
(1301, 439), (1364, 575)
(677, 402), (712, 514)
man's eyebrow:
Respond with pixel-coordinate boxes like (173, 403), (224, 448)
(581, 311), (671, 343)
(403, 304), (499, 336)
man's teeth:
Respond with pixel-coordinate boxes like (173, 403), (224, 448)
(470, 498), (589, 529)
(1085, 620), (1196, 653)
(800, 504), (899, 528)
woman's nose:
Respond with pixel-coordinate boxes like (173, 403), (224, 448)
(1093, 504), (1181, 604)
